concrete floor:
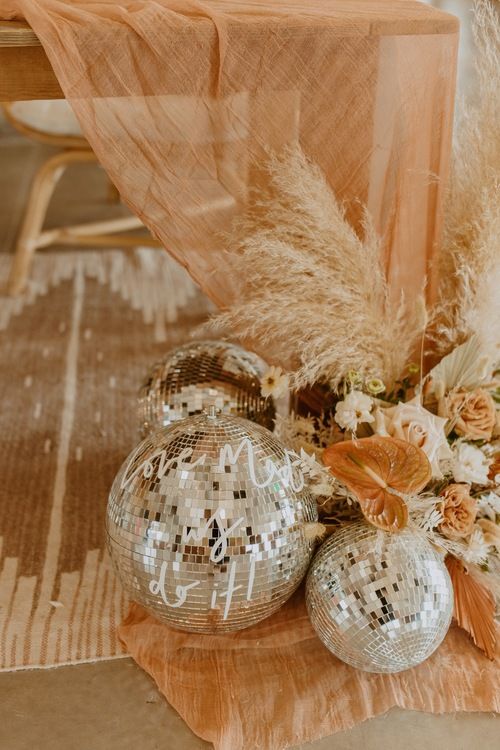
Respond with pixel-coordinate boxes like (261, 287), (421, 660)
(0, 658), (498, 750)
(0, 2), (498, 748)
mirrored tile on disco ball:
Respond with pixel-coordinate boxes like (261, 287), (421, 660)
(107, 411), (317, 633)
(306, 522), (453, 673)
(138, 340), (276, 437)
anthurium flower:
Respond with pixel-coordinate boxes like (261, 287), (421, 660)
(323, 435), (432, 532)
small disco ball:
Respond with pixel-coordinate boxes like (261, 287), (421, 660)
(107, 409), (317, 633)
(306, 522), (453, 673)
(138, 339), (276, 438)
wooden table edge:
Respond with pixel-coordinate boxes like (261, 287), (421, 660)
(0, 21), (41, 48)
(0, 12), (459, 102)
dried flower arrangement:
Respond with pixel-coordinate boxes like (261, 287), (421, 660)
(209, 1), (500, 660)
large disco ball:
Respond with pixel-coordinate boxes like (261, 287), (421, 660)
(138, 339), (275, 437)
(107, 410), (317, 633)
(306, 522), (453, 673)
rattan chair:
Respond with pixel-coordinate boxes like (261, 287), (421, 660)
(4, 100), (160, 295)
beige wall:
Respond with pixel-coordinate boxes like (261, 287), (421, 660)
(425, 0), (476, 94)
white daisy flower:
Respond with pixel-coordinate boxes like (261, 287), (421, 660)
(260, 366), (289, 399)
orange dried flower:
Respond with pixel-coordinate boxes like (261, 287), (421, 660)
(488, 453), (500, 483)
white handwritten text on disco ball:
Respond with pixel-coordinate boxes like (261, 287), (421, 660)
(120, 438), (309, 619)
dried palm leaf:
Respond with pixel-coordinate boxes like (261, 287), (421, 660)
(445, 555), (497, 660)
(426, 335), (490, 396)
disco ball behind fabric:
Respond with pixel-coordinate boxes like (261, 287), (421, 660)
(107, 411), (317, 633)
(138, 340), (275, 437)
(306, 522), (453, 673)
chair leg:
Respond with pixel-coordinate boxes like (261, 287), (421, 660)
(7, 149), (96, 296)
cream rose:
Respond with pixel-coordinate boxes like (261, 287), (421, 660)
(374, 398), (452, 478)
(438, 483), (477, 540)
(444, 388), (496, 440)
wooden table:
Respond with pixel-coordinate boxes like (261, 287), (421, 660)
(0, 20), (63, 100)
(0, 4), (459, 306)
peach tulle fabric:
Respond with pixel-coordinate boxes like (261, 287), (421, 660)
(5, 1), (458, 308)
(119, 593), (500, 750)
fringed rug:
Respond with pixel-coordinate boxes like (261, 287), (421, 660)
(0, 249), (211, 671)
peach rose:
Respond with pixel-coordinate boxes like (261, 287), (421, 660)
(438, 483), (477, 540)
(445, 388), (496, 440)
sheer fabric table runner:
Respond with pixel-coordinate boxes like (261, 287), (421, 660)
(1, 1), (458, 314)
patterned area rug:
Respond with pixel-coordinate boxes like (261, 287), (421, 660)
(0, 249), (211, 671)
